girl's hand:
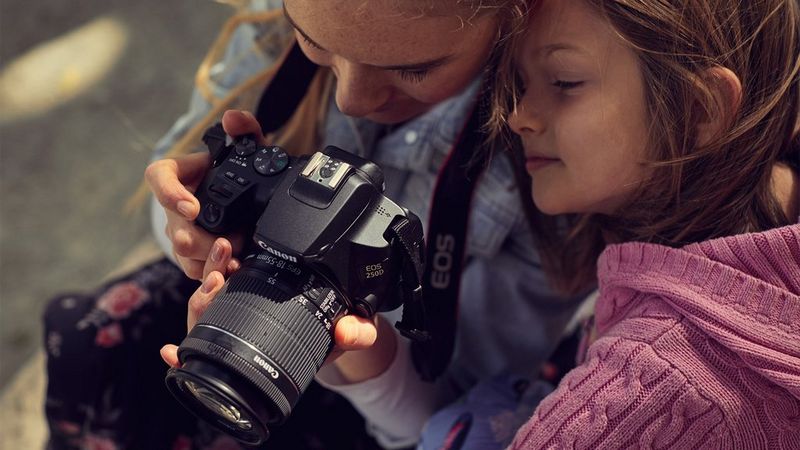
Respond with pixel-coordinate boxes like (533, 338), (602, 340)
(160, 271), (397, 384)
(145, 110), (265, 280)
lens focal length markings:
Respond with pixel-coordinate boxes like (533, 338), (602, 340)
(293, 288), (345, 332)
(245, 254), (348, 332)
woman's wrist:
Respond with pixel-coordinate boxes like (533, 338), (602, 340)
(332, 315), (398, 383)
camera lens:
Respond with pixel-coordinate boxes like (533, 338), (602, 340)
(184, 382), (250, 429)
(165, 254), (347, 445)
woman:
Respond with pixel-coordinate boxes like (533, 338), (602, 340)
(45, 1), (587, 448)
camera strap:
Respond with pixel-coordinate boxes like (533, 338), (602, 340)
(252, 42), (489, 382)
(407, 97), (488, 381)
(254, 41), (319, 134)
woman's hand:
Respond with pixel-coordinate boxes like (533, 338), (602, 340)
(145, 110), (265, 280)
(160, 271), (398, 384)
(326, 312), (398, 383)
(160, 270), (226, 367)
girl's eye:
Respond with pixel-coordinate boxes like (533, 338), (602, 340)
(397, 69), (430, 83)
(552, 80), (584, 90)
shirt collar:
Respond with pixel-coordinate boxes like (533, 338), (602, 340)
(322, 77), (482, 174)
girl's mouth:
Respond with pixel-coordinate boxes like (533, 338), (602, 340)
(525, 156), (559, 172)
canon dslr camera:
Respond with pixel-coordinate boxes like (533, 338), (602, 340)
(164, 124), (427, 445)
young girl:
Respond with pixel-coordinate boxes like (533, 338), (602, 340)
(409, 0), (799, 448)
(500, 0), (799, 447)
(44, 1), (590, 449)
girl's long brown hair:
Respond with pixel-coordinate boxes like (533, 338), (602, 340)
(500, 0), (800, 295)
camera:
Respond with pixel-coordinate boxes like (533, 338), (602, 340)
(164, 124), (427, 445)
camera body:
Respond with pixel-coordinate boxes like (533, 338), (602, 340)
(166, 124), (425, 445)
(195, 123), (411, 316)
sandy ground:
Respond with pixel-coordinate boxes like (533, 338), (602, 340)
(1, 1), (232, 446)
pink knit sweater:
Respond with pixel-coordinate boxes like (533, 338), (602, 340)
(511, 225), (800, 449)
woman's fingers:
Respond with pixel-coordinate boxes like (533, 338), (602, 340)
(165, 209), (218, 280)
(221, 110), (267, 145)
(146, 109), (266, 223)
(323, 315), (378, 366)
(174, 257), (205, 281)
(334, 315), (379, 350)
(187, 271), (226, 331)
(161, 344), (180, 368)
(203, 238), (233, 281)
(161, 270), (226, 369)
(145, 152), (211, 220)
(326, 315), (397, 382)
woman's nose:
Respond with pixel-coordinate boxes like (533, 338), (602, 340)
(333, 59), (391, 118)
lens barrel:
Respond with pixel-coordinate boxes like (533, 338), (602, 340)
(165, 254), (347, 445)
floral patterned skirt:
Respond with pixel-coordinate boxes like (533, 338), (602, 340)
(43, 258), (384, 450)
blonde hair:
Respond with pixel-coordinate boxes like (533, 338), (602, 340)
(130, 0), (530, 210)
(129, 8), (332, 209)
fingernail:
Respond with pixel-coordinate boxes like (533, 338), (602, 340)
(200, 274), (217, 294)
(177, 200), (194, 218)
(345, 322), (359, 346)
(210, 241), (223, 263)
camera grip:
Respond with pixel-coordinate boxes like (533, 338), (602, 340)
(194, 124), (293, 235)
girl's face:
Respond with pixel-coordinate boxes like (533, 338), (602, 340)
(509, 0), (650, 215)
(284, 0), (498, 124)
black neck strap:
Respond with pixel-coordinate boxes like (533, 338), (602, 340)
(255, 42), (319, 134)
(253, 42), (489, 382)
(407, 97), (487, 381)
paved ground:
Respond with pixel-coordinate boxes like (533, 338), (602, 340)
(0, 0), (231, 389)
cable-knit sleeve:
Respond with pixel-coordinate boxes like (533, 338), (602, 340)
(509, 335), (730, 449)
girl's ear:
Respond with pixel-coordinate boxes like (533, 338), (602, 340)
(695, 66), (743, 147)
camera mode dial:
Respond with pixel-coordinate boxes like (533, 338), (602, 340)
(254, 147), (290, 176)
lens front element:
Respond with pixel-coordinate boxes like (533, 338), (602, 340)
(184, 381), (252, 430)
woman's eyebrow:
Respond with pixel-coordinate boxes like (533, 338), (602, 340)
(283, 6), (454, 72)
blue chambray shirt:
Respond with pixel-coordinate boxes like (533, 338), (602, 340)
(150, 0), (587, 444)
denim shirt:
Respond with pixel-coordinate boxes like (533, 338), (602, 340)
(150, 2), (587, 446)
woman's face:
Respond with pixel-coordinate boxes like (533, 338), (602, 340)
(284, 0), (498, 124)
(509, 0), (650, 215)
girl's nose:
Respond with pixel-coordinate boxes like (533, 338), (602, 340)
(508, 97), (546, 137)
